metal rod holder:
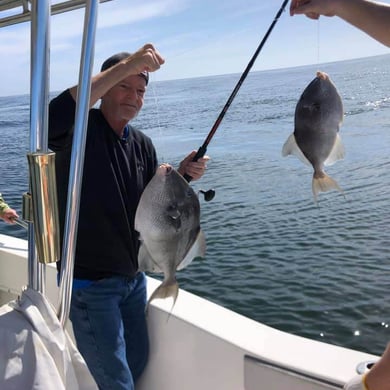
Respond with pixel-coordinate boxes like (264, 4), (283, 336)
(27, 152), (60, 264)
(22, 192), (33, 222)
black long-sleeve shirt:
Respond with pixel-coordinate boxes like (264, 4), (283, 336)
(49, 89), (158, 279)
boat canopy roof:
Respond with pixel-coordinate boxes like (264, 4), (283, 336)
(0, 0), (111, 27)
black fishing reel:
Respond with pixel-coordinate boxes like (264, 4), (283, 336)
(199, 189), (215, 202)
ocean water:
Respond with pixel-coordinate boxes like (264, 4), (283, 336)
(0, 54), (389, 356)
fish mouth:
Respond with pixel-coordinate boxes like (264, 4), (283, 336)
(158, 163), (173, 176)
(316, 71), (329, 80)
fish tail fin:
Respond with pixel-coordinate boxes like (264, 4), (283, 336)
(145, 279), (179, 315)
(312, 173), (344, 203)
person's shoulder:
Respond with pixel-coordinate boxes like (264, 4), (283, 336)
(49, 89), (76, 119)
(50, 89), (73, 104)
(89, 107), (103, 120)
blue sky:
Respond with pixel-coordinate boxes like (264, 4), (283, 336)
(0, 0), (388, 96)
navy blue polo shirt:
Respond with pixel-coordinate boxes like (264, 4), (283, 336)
(48, 89), (158, 280)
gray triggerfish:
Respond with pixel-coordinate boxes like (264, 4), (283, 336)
(135, 163), (206, 312)
(282, 71), (345, 202)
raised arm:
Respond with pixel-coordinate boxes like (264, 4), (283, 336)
(69, 43), (165, 106)
(290, 0), (390, 47)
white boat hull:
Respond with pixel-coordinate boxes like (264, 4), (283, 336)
(0, 234), (377, 389)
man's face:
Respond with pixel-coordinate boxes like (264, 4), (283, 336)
(101, 74), (146, 123)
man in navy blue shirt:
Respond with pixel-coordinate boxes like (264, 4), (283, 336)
(49, 43), (208, 390)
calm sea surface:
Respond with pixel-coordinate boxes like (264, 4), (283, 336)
(0, 54), (389, 355)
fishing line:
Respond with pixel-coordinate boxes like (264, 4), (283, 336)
(13, 218), (28, 229)
(149, 73), (163, 135)
(184, 0), (289, 195)
(147, 72), (167, 161)
(316, 19), (321, 64)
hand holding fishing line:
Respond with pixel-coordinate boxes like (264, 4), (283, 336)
(289, 0), (333, 19)
(290, 0), (390, 47)
(127, 43), (165, 75)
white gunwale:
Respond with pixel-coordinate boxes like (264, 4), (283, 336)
(0, 233), (378, 390)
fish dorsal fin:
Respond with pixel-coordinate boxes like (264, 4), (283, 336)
(138, 243), (163, 273)
(177, 229), (206, 271)
(324, 133), (345, 166)
(282, 133), (311, 166)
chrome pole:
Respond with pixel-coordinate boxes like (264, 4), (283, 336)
(28, 0), (51, 293)
(58, 0), (99, 327)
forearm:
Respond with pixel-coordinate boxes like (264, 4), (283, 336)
(291, 0), (390, 47)
(335, 0), (390, 47)
(69, 43), (164, 107)
(69, 61), (139, 107)
(0, 194), (9, 213)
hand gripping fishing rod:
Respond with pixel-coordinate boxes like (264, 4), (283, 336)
(185, 0), (289, 201)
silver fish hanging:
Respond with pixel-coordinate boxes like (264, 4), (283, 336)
(282, 71), (345, 202)
(135, 163), (206, 312)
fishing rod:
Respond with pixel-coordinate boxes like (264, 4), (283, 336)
(185, 0), (289, 200)
(10, 217), (28, 230)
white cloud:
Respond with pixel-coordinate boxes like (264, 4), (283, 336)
(97, 0), (187, 29)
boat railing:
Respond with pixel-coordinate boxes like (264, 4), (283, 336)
(57, 0), (99, 327)
(1, 0), (110, 327)
(0, 0), (111, 28)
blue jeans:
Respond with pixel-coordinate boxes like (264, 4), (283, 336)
(69, 273), (149, 390)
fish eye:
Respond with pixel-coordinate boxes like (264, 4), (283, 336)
(166, 204), (180, 220)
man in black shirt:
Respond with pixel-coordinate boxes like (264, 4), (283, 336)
(49, 43), (208, 390)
